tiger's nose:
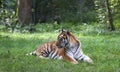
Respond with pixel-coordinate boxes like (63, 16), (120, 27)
(60, 38), (65, 42)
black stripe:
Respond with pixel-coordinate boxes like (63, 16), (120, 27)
(81, 56), (85, 61)
(52, 53), (58, 59)
(49, 51), (54, 58)
(74, 43), (80, 54)
(44, 46), (49, 57)
(44, 50), (48, 55)
(47, 45), (51, 54)
(45, 50), (49, 57)
(47, 49), (50, 55)
(77, 55), (82, 60)
(65, 42), (69, 48)
(46, 45), (49, 54)
(32, 52), (37, 56)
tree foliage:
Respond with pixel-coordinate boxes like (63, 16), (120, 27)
(0, 0), (120, 32)
(94, 0), (120, 31)
(32, 0), (96, 23)
(0, 0), (17, 32)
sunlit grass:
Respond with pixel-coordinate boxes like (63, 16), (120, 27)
(0, 29), (120, 72)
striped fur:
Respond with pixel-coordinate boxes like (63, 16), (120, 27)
(56, 29), (94, 64)
(29, 42), (63, 59)
(27, 29), (93, 64)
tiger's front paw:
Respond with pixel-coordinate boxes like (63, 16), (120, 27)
(84, 57), (94, 64)
(83, 55), (94, 64)
(71, 61), (78, 64)
(88, 59), (94, 64)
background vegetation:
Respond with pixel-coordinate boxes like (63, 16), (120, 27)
(0, 0), (120, 32)
(0, 0), (120, 72)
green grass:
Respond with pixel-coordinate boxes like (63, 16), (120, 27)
(0, 24), (120, 72)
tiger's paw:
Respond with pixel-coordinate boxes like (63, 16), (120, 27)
(83, 55), (94, 64)
(87, 59), (94, 64)
(71, 61), (78, 64)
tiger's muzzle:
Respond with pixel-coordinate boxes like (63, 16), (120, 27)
(57, 37), (69, 48)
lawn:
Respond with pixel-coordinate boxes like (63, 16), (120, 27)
(0, 29), (120, 72)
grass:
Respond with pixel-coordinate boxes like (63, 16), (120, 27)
(0, 23), (120, 72)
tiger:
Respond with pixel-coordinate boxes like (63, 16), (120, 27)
(27, 29), (93, 64)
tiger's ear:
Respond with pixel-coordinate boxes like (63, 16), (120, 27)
(67, 31), (70, 35)
(58, 29), (64, 33)
(62, 28), (66, 32)
(62, 29), (64, 32)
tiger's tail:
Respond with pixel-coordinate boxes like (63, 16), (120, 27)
(26, 51), (37, 56)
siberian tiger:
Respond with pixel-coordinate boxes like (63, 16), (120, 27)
(27, 29), (93, 64)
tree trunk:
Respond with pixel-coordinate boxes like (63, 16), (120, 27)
(105, 0), (115, 31)
(18, 0), (32, 24)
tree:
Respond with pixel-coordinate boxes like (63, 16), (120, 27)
(105, 0), (115, 31)
(18, 0), (32, 24)
(94, 0), (116, 31)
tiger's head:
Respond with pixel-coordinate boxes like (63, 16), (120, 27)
(56, 29), (70, 48)
(56, 29), (79, 49)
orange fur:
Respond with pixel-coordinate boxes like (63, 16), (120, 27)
(33, 42), (78, 64)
